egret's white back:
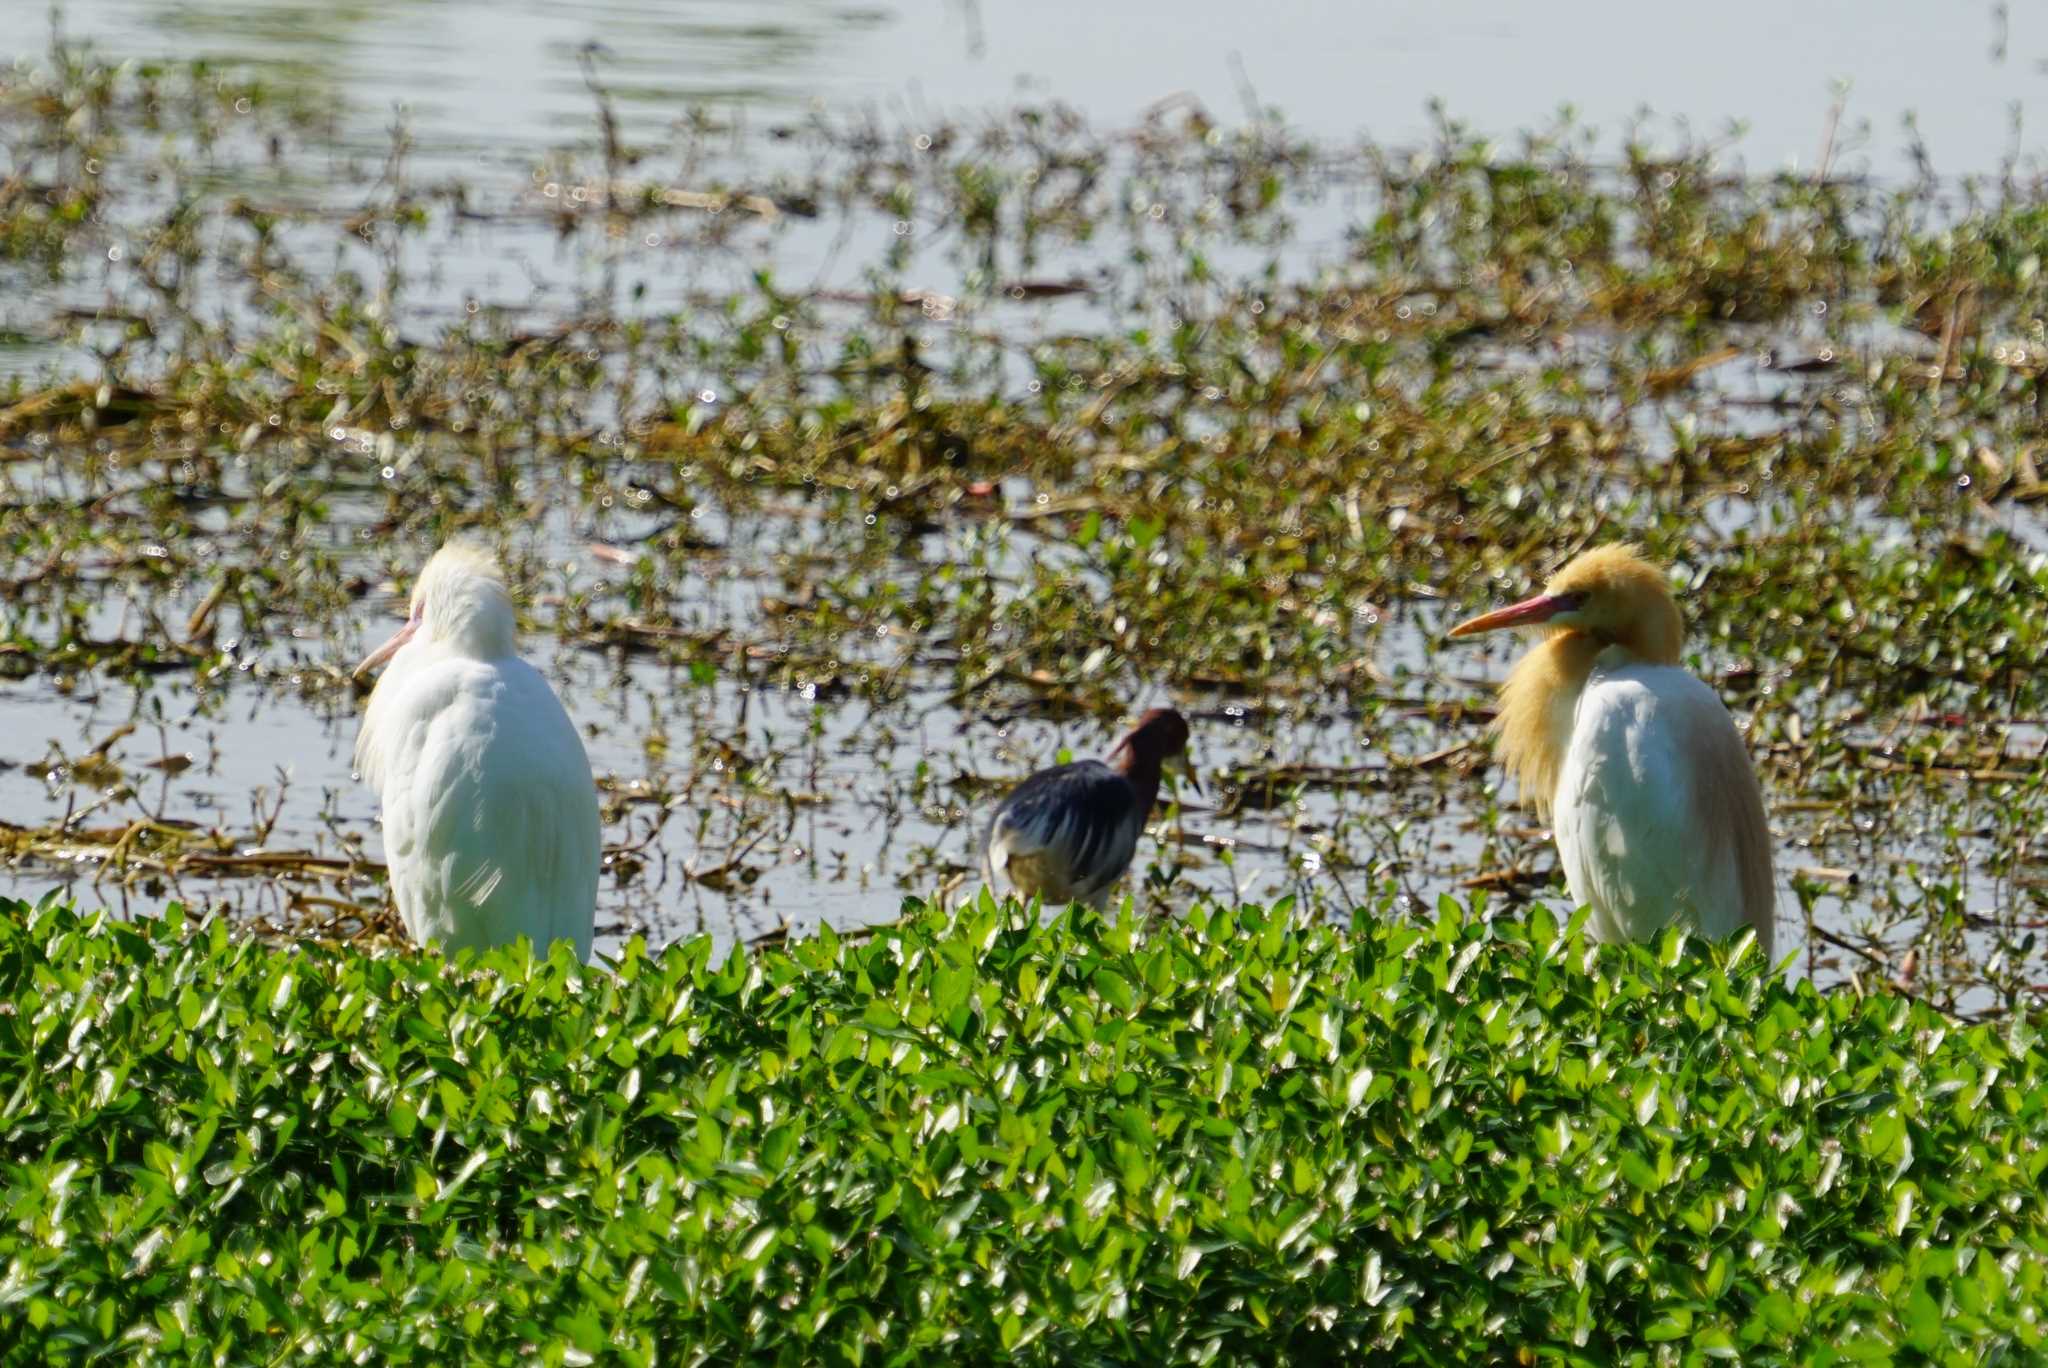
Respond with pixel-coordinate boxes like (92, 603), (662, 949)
(1552, 662), (1776, 956)
(354, 547), (600, 960)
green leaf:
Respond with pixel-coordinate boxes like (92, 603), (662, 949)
(1901, 1282), (1943, 1354)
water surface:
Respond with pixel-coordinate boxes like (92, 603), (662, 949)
(50, 0), (2046, 175)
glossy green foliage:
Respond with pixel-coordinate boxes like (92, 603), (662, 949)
(1, 895), (2043, 1363)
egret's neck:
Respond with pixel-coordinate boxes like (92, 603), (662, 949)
(430, 586), (518, 662)
(1495, 631), (1604, 813)
(1607, 595), (1683, 667)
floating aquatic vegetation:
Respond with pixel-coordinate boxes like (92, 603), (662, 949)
(0, 35), (2043, 1011)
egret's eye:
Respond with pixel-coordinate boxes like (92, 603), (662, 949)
(1549, 591), (1588, 614)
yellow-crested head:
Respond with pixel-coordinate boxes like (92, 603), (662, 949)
(1448, 543), (1683, 666)
(1447, 543), (1687, 811)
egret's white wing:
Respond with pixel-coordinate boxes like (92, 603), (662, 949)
(1554, 664), (1774, 955)
(365, 654), (600, 959)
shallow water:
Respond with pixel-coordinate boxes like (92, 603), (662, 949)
(4, 6), (2045, 1020)
(0, 500), (1499, 959)
(4, 490), (2023, 1004)
(49, 0), (2048, 176)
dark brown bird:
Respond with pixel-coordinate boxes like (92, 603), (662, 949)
(982, 709), (1193, 907)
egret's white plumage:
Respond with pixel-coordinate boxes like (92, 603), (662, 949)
(353, 544), (600, 959)
(1553, 662), (1774, 947)
(1450, 545), (1776, 956)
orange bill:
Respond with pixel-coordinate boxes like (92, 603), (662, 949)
(1447, 592), (1576, 638)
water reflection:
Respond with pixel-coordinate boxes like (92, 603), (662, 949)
(61, 0), (900, 162)
(45, 0), (2047, 174)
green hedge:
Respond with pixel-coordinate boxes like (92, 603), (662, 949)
(1, 895), (2043, 1363)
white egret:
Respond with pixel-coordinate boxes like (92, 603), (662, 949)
(983, 708), (1192, 907)
(352, 543), (600, 959)
(1448, 544), (1775, 956)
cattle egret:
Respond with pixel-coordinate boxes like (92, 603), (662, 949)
(1448, 544), (1775, 956)
(352, 543), (600, 959)
(984, 708), (1192, 907)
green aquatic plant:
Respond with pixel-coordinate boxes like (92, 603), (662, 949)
(1, 894), (2043, 1362)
